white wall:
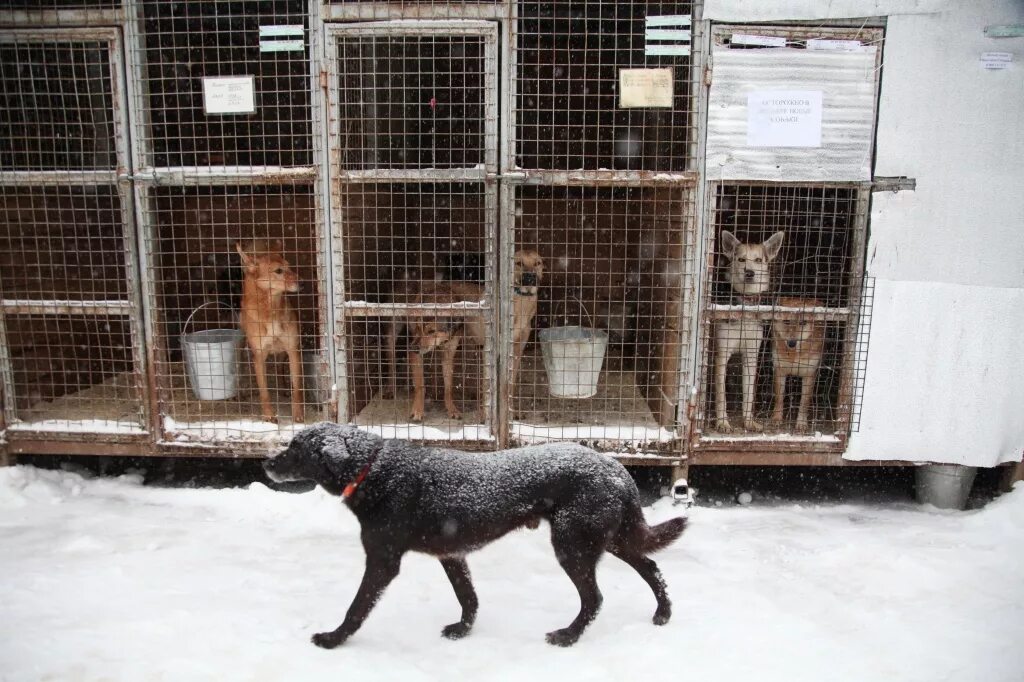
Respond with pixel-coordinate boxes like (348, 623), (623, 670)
(845, 0), (1024, 465)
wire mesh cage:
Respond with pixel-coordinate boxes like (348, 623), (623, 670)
(697, 183), (872, 443)
(0, 26), (144, 437)
(515, 1), (697, 172)
(133, 0), (312, 168)
(142, 183), (326, 443)
(507, 182), (693, 450)
(335, 183), (495, 442)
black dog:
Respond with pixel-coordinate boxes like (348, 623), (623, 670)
(263, 423), (687, 648)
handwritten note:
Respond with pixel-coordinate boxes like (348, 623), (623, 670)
(619, 68), (674, 108)
(202, 76), (256, 115)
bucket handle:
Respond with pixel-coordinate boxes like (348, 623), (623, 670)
(553, 293), (595, 328)
(181, 301), (238, 338)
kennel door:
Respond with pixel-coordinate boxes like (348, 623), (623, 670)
(325, 21), (500, 444)
(0, 28), (147, 439)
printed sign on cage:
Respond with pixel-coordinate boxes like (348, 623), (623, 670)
(202, 76), (256, 115)
(746, 90), (822, 147)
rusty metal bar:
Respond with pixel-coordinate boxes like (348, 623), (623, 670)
(0, 8), (125, 28)
(1, 299), (134, 316)
(322, 6), (507, 22)
(132, 166), (318, 186)
(0, 170), (119, 186)
(504, 170), (699, 187)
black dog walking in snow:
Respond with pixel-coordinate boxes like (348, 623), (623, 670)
(264, 423), (687, 647)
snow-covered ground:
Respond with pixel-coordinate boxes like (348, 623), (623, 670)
(1, 465), (1022, 682)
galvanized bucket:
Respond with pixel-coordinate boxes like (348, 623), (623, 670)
(539, 326), (609, 399)
(181, 302), (244, 401)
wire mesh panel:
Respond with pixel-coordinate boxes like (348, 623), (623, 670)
(327, 20), (499, 443)
(143, 184), (326, 443)
(134, 0), (312, 168)
(335, 182), (495, 442)
(515, 1), (697, 172)
(696, 183), (871, 445)
(506, 182), (693, 451)
(336, 32), (490, 171)
(0, 33), (116, 170)
(0, 27), (144, 437)
(0, 186), (143, 433)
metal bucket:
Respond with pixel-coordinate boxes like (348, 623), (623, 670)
(181, 302), (244, 401)
(539, 326), (609, 399)
(915, 464), (978, 510)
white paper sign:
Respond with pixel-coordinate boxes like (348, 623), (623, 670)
(807, 38), (865, 52)
(619, 68), (674, 108)
(746, 90), (822, 147)
(202, 76), (256, 114)
(980, 52), (1012, 70)
(731, 34), (786, 48)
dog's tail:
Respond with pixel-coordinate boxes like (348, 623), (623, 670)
(643, 517), (688, 554)
(616, 499), (688, 555)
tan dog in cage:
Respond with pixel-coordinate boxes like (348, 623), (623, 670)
(771, 297), (826, 431)
(713, 230), (784, 432)
(384, 250), (544, 416)
(236, 240), (304, 424)
(407, 281), (486, 422)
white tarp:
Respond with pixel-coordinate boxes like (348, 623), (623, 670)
(706, 46), (878, 181)
(844, 0), (1024, 466)
(703, 0), (949, 21)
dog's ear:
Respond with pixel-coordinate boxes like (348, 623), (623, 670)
(235, 242), (256, 271)
(763, 231), (785, 262)
(720, 230), (739, 260)
(273, 239), (285, 255)
(534, 255), (544, 280)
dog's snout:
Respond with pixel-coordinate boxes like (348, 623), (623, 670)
(520, 272), (538, 286)
(743, 268), (756, 280)
(787, 339), (797, 349)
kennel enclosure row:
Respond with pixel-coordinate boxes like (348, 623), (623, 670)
(0, 1), (884, 471)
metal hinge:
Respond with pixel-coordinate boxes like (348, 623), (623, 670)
(871, 176), (916, 193)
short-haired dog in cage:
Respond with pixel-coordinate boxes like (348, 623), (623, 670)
(704, 184), (867, 438)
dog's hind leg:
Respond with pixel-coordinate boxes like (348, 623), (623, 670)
(311, 553), (401, 649)
(439, 557), (478, 640)
(546, 517), (606, 647)
(608, 547), (671, 625)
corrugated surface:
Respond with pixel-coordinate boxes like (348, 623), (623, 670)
(703, 0), (948, 21)
(706, 46), (878, 181)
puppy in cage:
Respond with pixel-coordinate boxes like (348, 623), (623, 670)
(771, 298), (826, 431)
(713, 230), (784, 432)
(235, 240), (304, 424)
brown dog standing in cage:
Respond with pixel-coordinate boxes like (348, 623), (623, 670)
(771, 297), (826, 431)
(236, 240), (304, 424)
(714, 230), (784, 432)
(385, 250), (544, 416)
(407, 281), (486, 422)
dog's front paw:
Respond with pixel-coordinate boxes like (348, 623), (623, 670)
(446, 408), (463, 421)
(744, 418), (764, 432)
(715, 418), (733, 432)
(410, 411), (424, 423)
(311, 631), (346, 649)
(442, 622), (472, 640)
(545, 628), (581, 647)
(795, 419), (809, 431)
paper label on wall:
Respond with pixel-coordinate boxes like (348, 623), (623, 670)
(746, 90), (822, 147)
(202, 76), (256, 114)
(731, 34), (787, 48)
(980, 52), (1012, 70)
(619, 68), (674, 108)
(807, 38), (865, 52)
